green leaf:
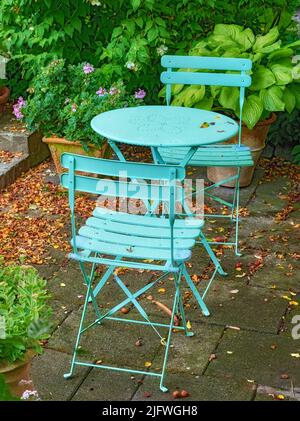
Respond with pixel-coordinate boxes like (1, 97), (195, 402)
(242, 95), (263, 129)
(259, 86), (285, 112)
(257, 40), (281, 54)
(282, 88), (296, 114)
(131, 0), (141, 11)
(194, 97), (214, 111)
(291, 84), (300, 108)
(253, 27), (279, 52)
(271, 64), (293, 85)
(250, 66), (276, 90)
(183, 85), (205, 107)
(268, 48), (293, 62)
(218, 87), (239, 111)
(72, 17), (82, 33)
(54, 10), (64, 26)
(147, 27), (158, 43)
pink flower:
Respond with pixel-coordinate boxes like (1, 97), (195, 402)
(96, 87), (107, 97)
(13, 97), (26, 119)
(83, 63), (95, 74)
(71, 103), (77, 112)
(134, 89), (146, 99)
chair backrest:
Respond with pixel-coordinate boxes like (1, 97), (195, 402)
(160, 55), (252, 144)
(61, 153), (186, 264)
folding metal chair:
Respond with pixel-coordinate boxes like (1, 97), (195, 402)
(158, 55), (253, 255)
(60, 153), (220, 392)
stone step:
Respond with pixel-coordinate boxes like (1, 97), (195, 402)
(0, 111), (50, 190)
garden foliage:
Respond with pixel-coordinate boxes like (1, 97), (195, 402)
(0, 0), (299, 100)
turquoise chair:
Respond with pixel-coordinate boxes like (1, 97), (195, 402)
(61, 153), (220, 392)
(159, 55), (253, 255)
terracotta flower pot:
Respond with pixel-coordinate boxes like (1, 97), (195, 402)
(207, 113), (276, 187)
(0, 350), (36, 398)
(0, 86), (10, 112)
(42, 136), (112, 174)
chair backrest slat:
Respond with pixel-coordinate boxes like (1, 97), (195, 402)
(160, 71), (251, 87)
(61, 153), (185, 181)
(161, 55), (252, 71)
(61, 173), (184, 202)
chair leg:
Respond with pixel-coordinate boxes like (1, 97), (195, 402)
(182, 264), (210, 316)
(234, 168), (242, 257)
(178, 289), (194, 337)
(198, 230), (227, 276)
(64, 275), (93, 379)
(159, 271), (181, 392)
(79, 261), (102, 319)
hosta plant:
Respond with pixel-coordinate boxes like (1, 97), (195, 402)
(162, 24), (300, 129)
(0, 260), (52, 363)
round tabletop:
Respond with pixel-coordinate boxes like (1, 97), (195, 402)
(91, 106), (238, 148)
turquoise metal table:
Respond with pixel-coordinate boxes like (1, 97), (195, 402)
(91, 105), (238, 166)
(91, 104), (236, 309)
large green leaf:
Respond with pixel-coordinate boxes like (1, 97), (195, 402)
(268, 48), (293, 62)
(183, 85), (205, 107)
(213, 24), (254, 51)
(218, 86), (239, 111)
(253, 27), (279, 52)
(259, 86), (285, 112)
(257, 40), (281, 54)
(271, 64), (293, 85)
(250, 66), (275, 90)
(291, 84), (300, 108)
(282, 87), (296, 114)
(194, 97), (214, 111)
(241, 95), (263, 129)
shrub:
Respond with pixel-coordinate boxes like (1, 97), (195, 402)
(0, 260), (52, 363)
(1, 0), (299, 99)
(166, 24), (300, 128)
(20, 60), (145, 148)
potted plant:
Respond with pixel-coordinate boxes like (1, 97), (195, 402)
(0, 259), (52, 397)
(165, 24), (300, 186)
(17, 60), (146, 173)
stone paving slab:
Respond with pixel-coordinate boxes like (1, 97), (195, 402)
(31, 348), (90, 401)
(249, 253), (300, 292)
(46, 306), (164, 372)
(132, 372), (255, 401)
(152, 323), (224, 376)
(191, 279), (287, 334)
(71, 369), (142, 401)
(205, 329), (300, 390)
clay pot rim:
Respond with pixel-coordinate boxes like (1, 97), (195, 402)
(0, 349), (36, 374)
(0, 86), (10, 96)
(42, 136), (101, 149)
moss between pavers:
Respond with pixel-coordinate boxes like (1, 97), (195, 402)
(132, 372), (255, 401)
(205, 329), (300, 390)
(31, 348), (90, 401)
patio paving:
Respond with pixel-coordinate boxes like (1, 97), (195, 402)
(26, 156), (299, 401)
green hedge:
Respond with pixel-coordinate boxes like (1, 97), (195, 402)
(1, 0), (299, 100)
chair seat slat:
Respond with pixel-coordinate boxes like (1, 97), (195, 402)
(73, 236), (191, 261)
(78, 226), (195, 249)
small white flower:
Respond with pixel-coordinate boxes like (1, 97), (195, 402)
(125, 61), (138, 71)
(29, 26), (34, 31)
(21, 390), (40, 400)
(156, 45), (168, 56)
